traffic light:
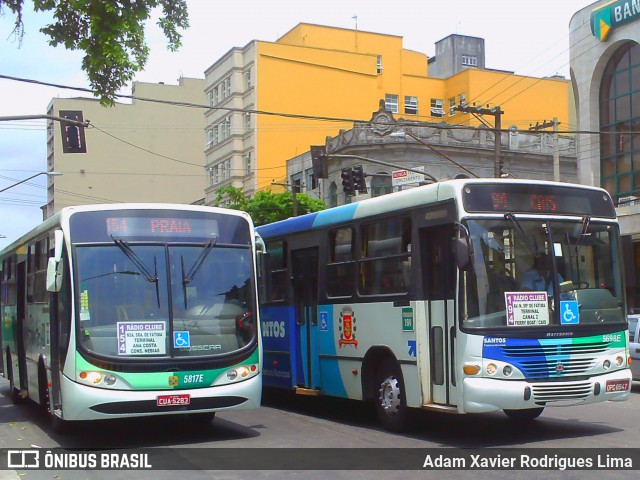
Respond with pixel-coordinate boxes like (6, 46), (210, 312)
(352, 165), (367, 193)
(310, 145), (328, 179)
(341, 168), (355, 195)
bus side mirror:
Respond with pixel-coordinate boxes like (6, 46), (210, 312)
(258, 251), (272, 303)
(46, 229), (64, 293)
(453, 223), (474, 272)
(454, 237), (474, 272)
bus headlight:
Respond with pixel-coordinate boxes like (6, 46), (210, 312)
(79, 371), (102, 384)
(486, 363), (497, 375)
(103, 374), (117, 386)
(615, 356), (624, 367)
(603, 360), (611, 370)
(503, 365), (513, 377)
(226, 365), (257, 382)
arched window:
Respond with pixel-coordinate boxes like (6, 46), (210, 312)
(370, 172), (393, 198)
(600, 42), (640, 203)
(328, 182), (338, 208)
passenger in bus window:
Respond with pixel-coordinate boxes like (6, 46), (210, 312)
(519, 253), (563, 294)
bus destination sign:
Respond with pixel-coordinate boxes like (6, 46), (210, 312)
(463, 184), (615, 218)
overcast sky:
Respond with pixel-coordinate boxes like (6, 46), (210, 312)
(0, 0), (595, 249)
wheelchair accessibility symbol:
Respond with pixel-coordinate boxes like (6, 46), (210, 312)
(174, 331), (191, 348)
(560, 300), (579, 325)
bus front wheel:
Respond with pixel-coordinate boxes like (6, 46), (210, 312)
(374, 359), (409, 432)
(6, 350), (25, 405)
(503, 407), (544, 422)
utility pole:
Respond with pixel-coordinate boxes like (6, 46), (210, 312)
(529, 118), (560, 181)
(271, 181), (299, 216)
(455, 104), (504, 177)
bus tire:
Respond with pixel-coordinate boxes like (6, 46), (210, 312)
(37, 358), (72, 434)
(503, 407), (544, 422)
(6, 350), (25, 405)
(374, 359), (409, 432)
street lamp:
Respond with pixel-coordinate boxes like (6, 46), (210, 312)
(389, 131), (479, 179)
(0, 171), (62, 194)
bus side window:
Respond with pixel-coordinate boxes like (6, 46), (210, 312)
(266, 240), (287, 302)
(327, 227), (355, 298)
(359, 218), (411, 296)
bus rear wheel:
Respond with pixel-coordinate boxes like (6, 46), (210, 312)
(374, 359), (409, 432)
(503, 407), (544, 422)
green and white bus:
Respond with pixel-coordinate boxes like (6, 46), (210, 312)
(1, 204), (263, 431)
(257, 179), (632, 431)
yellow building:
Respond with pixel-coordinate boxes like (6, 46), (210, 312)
(203, 23), (573, 202)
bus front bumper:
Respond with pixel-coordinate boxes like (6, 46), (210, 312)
(59, 373), (262, 421)
(461, 369), (632, 414)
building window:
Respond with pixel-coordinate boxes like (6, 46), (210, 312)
(370, 172), (392, 198)
(209, 158), (232, 186)
(449, 97), (457, 116)
(459, 92), (467, 107)
(245, 151), (253, 174)
(385, 94), (399, 114)
(430, 98), (445, 117)
(599, 42), (640, 203)
(404, 96), (418, 115)
(207, 90), (215, 106)
(244, 68), (252, 90)
(462, 54), (478, 66)
(244, 111), (252, 132)
(329, 182), (338, 208)
(377, 55), (383, 74)
(305, 168), (317, 190)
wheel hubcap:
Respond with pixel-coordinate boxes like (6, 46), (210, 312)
(379, 376), (401, 416)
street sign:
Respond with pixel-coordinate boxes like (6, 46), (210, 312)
(392, 166), (425, 186)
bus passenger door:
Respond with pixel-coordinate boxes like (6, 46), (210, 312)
(16, 261), (28, 393)
(291, 248), (320, 392)
(420, 225), (457, 407)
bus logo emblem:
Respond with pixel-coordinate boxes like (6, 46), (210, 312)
(169, 375), (179, 386)
(555, 363), (565, 374)
(338, 306), (358, 348)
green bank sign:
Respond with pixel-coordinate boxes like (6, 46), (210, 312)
(592, 0), (640, 41)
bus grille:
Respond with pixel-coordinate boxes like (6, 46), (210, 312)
(518, 358), (596, 377)
(497, 341), (607, 378)
(531, 381), (592, 404)
(501, 341), (608, 357)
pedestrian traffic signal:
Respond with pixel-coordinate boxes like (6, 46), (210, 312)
(352, 165), (367, 193)
(341, 168), (355, 195)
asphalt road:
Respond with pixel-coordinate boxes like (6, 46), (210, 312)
(0, 378), (638, 480)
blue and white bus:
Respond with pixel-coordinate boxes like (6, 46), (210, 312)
(1, 204), (263, 431)
(257, 179), (632, 431)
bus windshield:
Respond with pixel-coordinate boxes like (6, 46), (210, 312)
(75, 243), (256, 358)
(460, 217), (625, 330)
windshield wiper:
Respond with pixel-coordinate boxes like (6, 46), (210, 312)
(574, 215), (591, 252)
(181, 238), (218, 309)
(82, 271), (141, 282)
(112, 237), (160, 308)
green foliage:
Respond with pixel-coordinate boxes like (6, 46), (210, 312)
(1, 0), (189, 106)
(213, 186), (327, 226)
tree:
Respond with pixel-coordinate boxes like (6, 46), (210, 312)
(0, 0), (189, 105)
(213, 186), (327, 226)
